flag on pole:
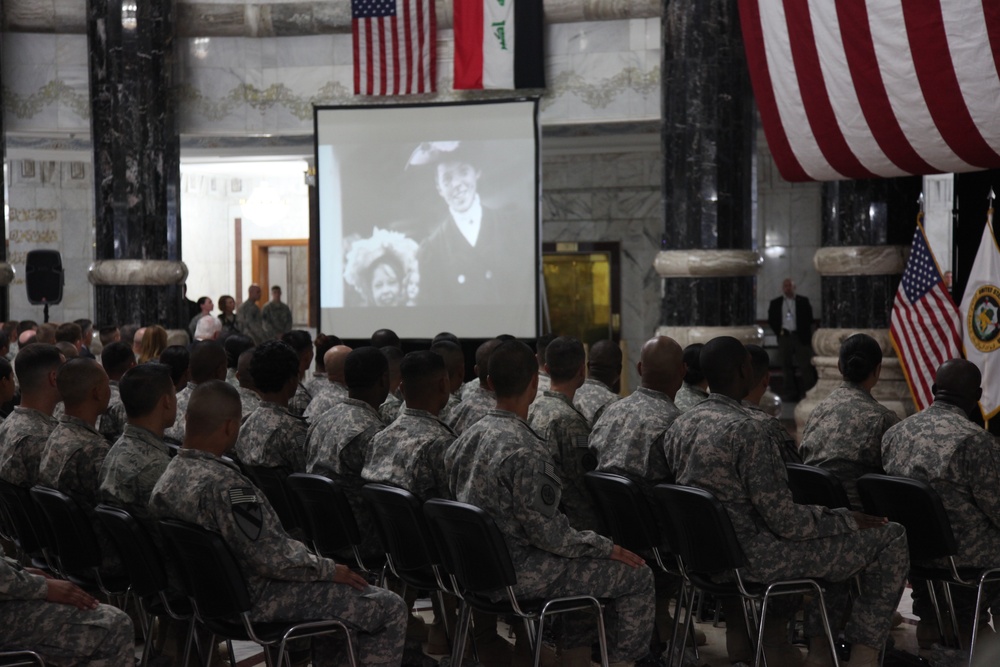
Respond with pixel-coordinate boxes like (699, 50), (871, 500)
(889, 214), (962, 411)
(961, 196), (1000, 420)
(352, 0), (436, 96)
(453, 0), (544, 90)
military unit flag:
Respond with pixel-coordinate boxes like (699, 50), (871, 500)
(890, 215), (961, 411)
(352, 0), (436, 95)
(453, 0), (545, 90)
(960, 200), (1000, 420)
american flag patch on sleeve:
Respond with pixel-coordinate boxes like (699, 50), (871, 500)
(228, 487), (259, 505)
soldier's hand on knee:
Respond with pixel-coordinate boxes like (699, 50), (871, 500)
(851, 511), (888, 530)
(609, 545), (645, 568)
(46, 579), (100, 610)
(333, 564), (369, 590)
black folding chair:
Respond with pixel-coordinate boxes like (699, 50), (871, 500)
(242, 465), (300, 534)
(785, 463), (852, 510)
(0, 652), (44, 666)
(0, 480), (52, 571)
(159, 518), (357, 667)
(654, 484), (841, 667)
(423, 498), (610, 667)
(857, 473), (1000, 667)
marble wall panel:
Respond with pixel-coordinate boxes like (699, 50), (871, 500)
(2, 33), (90, 133)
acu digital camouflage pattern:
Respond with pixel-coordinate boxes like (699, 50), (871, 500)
(163, 382), (196, 444)
(800, 382), (900, 507)
(572, 377), (619, 427)
(303, 371), (328, 399)
(528, 391), (603, 532)
(362, 407), (454, 502)
(98, 424), (172, 521)
(261, 301), (293, 340)
(447, 383), (495, 435)
(882, 401), (1000, 568)
(236, 300), (266, 345)
(673, 383), (708, 413)
(742, 399), (801, 464)
(0, 406), (57, 487)
(591, 387), (680, 484)
(0, 556), (133, 666)
(303, 381), (348, 422)
(237, 385), (261, 421)
(234, 401), (308, 474)
(149, 448), (406, 667)
(39, 415), (111, 510)
(97, 380), (126, 443)
(445, 409), (654, 662)
(288, 381), (313, 417)
(664, 393), (908, 649)
(437, 392), (462, 427)
(377, 392), (402, 425)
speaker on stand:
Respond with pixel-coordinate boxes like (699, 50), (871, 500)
(25, 250), (64, 323)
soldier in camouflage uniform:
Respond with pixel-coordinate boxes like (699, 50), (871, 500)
(0, 554), (133, 666)
(234, 349), (261, 420)
(149, 381), (406, 667)
(223, 334), (256, 388)
(377, 346), (404, 424)
(236, 284), (267, 345)
(0, 359), (14, 417)
(262, 286), (294, 340)
(800, 333), (899, 508)
(0, 344), (62, 488)
(97, 342), (135, 443)
(235, 341), (308, 474)
(745, 345), (800, 463)
(533, 333), (556, 400)
(572, 339), (621, 427)
(673, 343), (708, 413)
(306, 347), (388, 561)
(664, 337), (908, 667)
(304, 345), (352, 422)
(430, 340), (464, 425)
(528, 336), (602, 533)
(448, 339), (500, 435)
(882, 359), (1000, 645)
(164, 342), (227, 444)
(303, 333), (341, 398)
(281, 330), (314, 417)
(445, 341), (654, 667)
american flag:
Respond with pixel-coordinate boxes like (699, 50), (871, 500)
(890, 215), (961, 410)
(352, 0), (436, 96)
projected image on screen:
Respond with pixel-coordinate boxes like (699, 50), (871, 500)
(315, 100), (539, 339)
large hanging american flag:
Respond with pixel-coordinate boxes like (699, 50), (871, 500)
(352, 0), (436, 96)
(739, 0), (1000, 182)
(890, 215), (962, 411)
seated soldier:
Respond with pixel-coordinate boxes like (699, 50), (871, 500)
(664, 336), (907, 667)
(445, 340), (654, 667)
(98, 341), (136, 442)
(0, 556), (132, 665)
(534, 333), (556, 397)
(234, 341), (308, 474)
(0, 344), (62, 487)
(673, 343), (708, 412)
(223, 334), (255, 387)
(528, 336), (602, 532)
(744, 344), (800, 463)
(163, 341), (227, 444)
(0, 358), (16, 420)
(235, 348), (261, 420)
(882, 359), (1000, 649)
(158, 345), (190, 394)
(572, 339), (621, 427)
(429, 340), (464, 424)
(448, 338), (500, 435)
(377, 346), (404, 424)
(149, 381), (406, 666)
(303, 333), (342, 398)
(281, 330), (314, 417)
(303, 345), (352, 422)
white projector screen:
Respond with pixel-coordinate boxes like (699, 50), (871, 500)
(314, 99), (540, 339)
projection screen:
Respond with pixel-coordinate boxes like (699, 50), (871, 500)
(314, 99), (540, 339)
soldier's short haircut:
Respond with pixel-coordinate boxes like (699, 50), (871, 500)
(345, 346), (389, 390)
(237, 349), (256, 389)
(223, 335), (255, 370)
(120, 363), (174, 418)
(682, 343), (705, 385)
(488, 340), (538, 398)
(314, 333), (342, 367)
(185, 380), (241, 439)
(56, 342), (79, 359)
(15, 343), (62, 393)
(56, 358), (106, 407)
(431, 332), (460, 346)
(400, 350), (446, 391)
(281, 330), (312, 355)
(120, 324), (139, 347)
(16, 320), (37, 335)
(371, 328), (402, 349)
(381, 346), (404, 381)
(430, 340), (463, 376)
(55, 322), (83, 344)
(496, 334), (516, 342)
(159, 346), (190, 386)
(102, 342), (135, 377)
(535, 333), (558, 356)
(474, 339), (502, 382)
(189, 341), (227, 384)
(249, 340), (300, 393)
(0, 357), (12, 381)
(839, 333), (883, 384)
(699, 336), (748, 390)
(99, 326), (120, 347)
(545, 336), (585, 383)
(746, 344), (770, 384)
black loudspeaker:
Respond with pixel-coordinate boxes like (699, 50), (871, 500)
(25, 250), (64, 305)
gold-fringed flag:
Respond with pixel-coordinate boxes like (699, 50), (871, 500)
(961, 193), (1000, 420)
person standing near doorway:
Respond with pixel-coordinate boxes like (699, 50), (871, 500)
(237, 284), (266, 344)
(768, 278), (817, 401)
(262, 285), (293, 340)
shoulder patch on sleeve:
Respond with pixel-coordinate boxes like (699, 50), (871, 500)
(532, 460), (562, 518)
(229, 487), (263, 540)
(573, 434), (590, 449)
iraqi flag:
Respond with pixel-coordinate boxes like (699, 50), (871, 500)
(453, 0), (545, 90)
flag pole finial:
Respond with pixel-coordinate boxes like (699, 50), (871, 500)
(990, 188), (996, 203)
(918, 192), (925, 213)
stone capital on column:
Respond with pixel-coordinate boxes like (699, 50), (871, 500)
(813, 245), (908, 277)
(654, 249), (763, 278)
(655, 324), (764, 348)
(88, 260), (188, 286)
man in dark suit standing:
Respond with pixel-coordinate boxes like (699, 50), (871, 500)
(768, 278), (817, 401)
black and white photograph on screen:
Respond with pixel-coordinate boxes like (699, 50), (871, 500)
(342, 227), (420, 307)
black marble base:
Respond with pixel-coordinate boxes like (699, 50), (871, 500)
(820, 276), (901, 330)
(661, 277), (756, 327)
(95, 285), (184, 329)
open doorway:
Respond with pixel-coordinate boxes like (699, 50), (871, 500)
(251, 239), (310, 328)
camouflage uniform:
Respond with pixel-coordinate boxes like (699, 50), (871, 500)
(528, 391), (602, 532)
(664, 394), (908, 649)
(448, 384), (494, 435)
(237, 385), (260, 421)
(39, 415), (111, 510)
(0, 555), (133, 666)
(149, 449), (406, 666)
(261, 301), (293, 340)
(800, 382), (899, 507)
(534, 372), (551, 400)
(289, 382), (313, 418)
(303, 382), (348, 422)
(98, 424), (172, 521)
(303, 372), (328, 399)
(236, 300), (267, 344)
(438, 393), (462, 427)
(164, 383), (196, 444)
(673, 383), (708, 413)
(742, 399), (801, 464)
(226, 367), (239, 387)
(572, 378), (619, 427)
(0, 407), (58, 488)
(591, 387), (679, 486)
(97, 380), (127, 443)
(362, 407), (454, 502)
(235, 402), (308, 474)
(445, 409), (654, 661)
(378, 393), (402, 425)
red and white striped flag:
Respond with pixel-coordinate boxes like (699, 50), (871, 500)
(739, 0), (1000, 181)
(454, 0), (544, 90)
(890, 214), (962, 411)
(352, 0), (436, 96)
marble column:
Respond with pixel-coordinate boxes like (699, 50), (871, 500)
(655, 0), (762, 346)
(87, 0), (185, 327)
(0, 3), (10, 319)
(795, 177), (922, 428)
